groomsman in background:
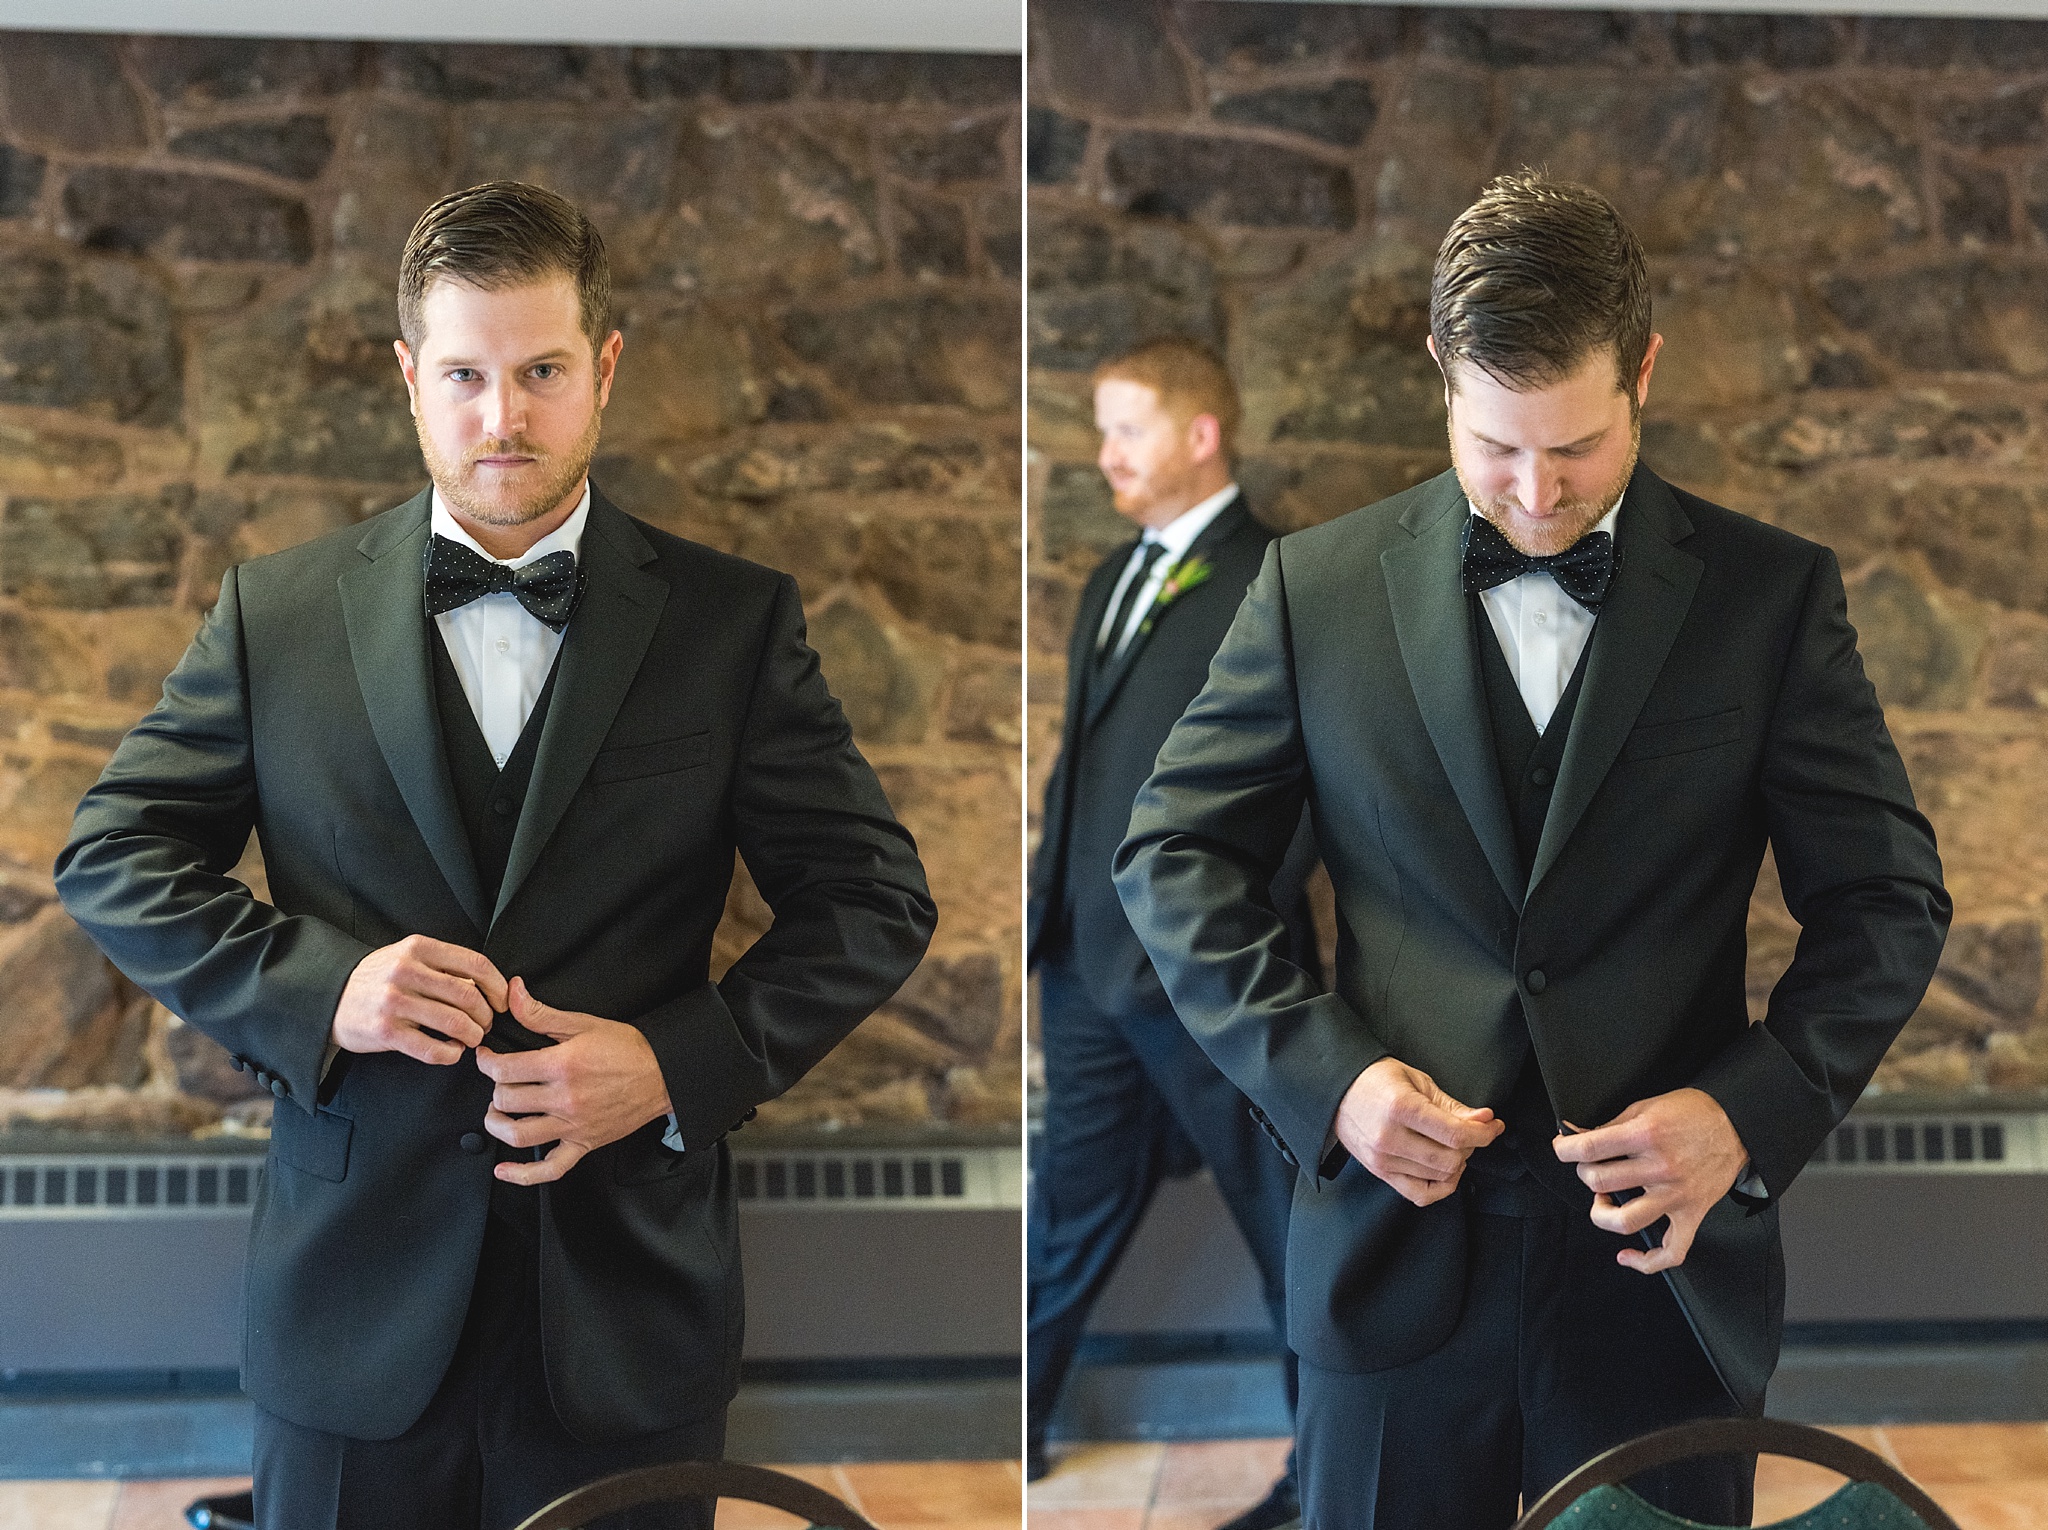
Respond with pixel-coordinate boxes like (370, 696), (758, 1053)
(1028, 338), (1315, 1530)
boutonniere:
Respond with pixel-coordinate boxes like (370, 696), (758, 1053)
(1137, 555), (1215, 636)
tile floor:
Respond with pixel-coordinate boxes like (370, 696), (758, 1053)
(1027, 1425), (2048, 1528)
(0, 1459), (1023, 1530)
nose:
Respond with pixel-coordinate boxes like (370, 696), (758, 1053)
(480, 377), (525, 443)
(1515, 457), (1563, 516)
(1098, 438), (1120, 476)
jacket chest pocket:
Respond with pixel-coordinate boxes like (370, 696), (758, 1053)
(1621, 706), (1743, 762)
(588, 731), (711, 785)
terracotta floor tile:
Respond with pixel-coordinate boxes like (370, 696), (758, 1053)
(1883, 1425), (2048, 1486)
(0, 1482), (118, 1530)
(1923, 1479), (2048, 1530)
(1024, 1512), (1146, 1530)
(1751, 1457), (1849, 1525)
(109, 1478), (250, 1530)
(1152, 1439), (1291, 1509)
(835, 1460), (1020, 1524)
(1028, 1444), (1166, 1509)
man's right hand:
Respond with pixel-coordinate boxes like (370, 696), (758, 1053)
(1335, 1056), (1503, 1206)
(331, 935), (508, 1066)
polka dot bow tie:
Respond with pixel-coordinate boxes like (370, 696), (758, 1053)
(1459, 515), (1617, 611)
(424, 534), (583, 632)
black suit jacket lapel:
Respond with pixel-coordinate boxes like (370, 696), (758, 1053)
(1382, 481), (1525, 909)
(1084, 496), (1251, 730)
(1529, 466), (1703, 897)
(338, 489), (489, 934)
(493, 486), (669, 929)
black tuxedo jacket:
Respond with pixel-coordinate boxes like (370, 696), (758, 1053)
(55, 486), (936, 1442)
(1113, 465), (1949, 1409)
(1029, 494), (1313, 1013)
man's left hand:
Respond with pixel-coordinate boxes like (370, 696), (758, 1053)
(474, 976), (674, 1185)
(1551, 1087), (1749, 1274)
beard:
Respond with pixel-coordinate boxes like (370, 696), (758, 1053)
(1455, 414), (1640, 557)
(417, 405), (602, 531)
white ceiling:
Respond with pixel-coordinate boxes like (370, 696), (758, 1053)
(0, 0), (1020, 53)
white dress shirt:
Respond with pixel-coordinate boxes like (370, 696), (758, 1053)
(1097, 483), (1240, 661)
(430, 485), (591, 767)
(1472, 499), (1620, 735)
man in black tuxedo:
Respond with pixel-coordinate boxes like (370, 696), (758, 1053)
(1114, 176), (1950, 1528)
(55, 182), (935, 1530)
(1029, 339), (1312, 1530)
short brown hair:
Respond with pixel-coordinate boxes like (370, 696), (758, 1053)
(1093, 337), (1242, 458)
(1429, 172), (1651, 397)
(398, 181), (612, 354)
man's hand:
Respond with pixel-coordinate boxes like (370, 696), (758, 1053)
(1552, 1087), (1749, 1273)
(475, 977), (674, 1185)
(332, 935), (506, 1066)
(1335, 1056), (1503, 1207)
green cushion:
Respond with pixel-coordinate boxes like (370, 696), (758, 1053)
(1551, 1480), (1933, 1530)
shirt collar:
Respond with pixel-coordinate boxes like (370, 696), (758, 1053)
(1145, 482), (1239, 560)
(431, 481), (592, 567)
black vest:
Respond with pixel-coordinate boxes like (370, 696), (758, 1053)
(430, 629), (562, 1238)
(1466, 597), (1595, 1208)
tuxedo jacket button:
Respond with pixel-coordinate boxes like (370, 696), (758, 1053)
(269, 1077), (288, 1097)
(1525, 969), (1547, 993)
(460, 1132), (487, 1154)
(228, 1055), (246, 1072)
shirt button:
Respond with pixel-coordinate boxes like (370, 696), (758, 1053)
(460, 1132), (487, 1155)
(494, 637), (510, 654)
(1534, 611), (1549, 624)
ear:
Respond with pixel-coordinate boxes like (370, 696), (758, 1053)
(1633, 333), (1664, 411)
(1184, 411), (1222, 466)
(1426, 335), (1452, 409)
(595, 329), (625, 409)
(393, 339), (419, 414)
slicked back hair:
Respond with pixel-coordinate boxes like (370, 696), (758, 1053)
(1092, 336), (1242, 459)
(1429, 172), (1652, 400)
(398, 181), (612, 355)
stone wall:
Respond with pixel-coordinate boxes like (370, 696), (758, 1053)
(0, 33), (1021, 1136)
(1029, 0), (2048, 1100)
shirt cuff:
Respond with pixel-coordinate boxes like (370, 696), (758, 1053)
(662, 1114), (686, 1153)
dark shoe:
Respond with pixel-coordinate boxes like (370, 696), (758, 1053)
(185, 1492), (255, 1530)
(1213, 1475), (1300, 1530)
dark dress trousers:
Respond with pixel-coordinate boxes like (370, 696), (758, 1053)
(1113, 466), (1949, 1507)
(55, 485), (937, 1450)
(1028, 493), (1316, 1448)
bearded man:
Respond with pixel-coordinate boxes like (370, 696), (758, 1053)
(56, 181), (935, 1530)
(1112, 173), (1949, 1528)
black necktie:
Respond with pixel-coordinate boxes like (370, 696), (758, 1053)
(1097, 539), (1167, 667)
(1460, 515), (1617, 611)
(424, 534), (583, 632)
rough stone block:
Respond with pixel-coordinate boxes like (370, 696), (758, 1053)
(888, 118), (1008, 185)
(1237, 249), (1443, 450)
(1669, 14), (1847, 68)
(0, 489), (189, 610)
(1862, 18), (2048, 71)
(780, 293), (1018, 413)
(1371, 68), (1498, 233)
(686, 425), (996, 503)
(130, 36), (361, 100)
(1423, 8), (1645, 68)
(0, 253), (182, 427)
(1730, 393), (2031, 472)
(1028, 213), (1223, 372)
(1237, 451), (1448, 532)
(0, 34), (148, 154)
(165, 1016), (269, 1105)
(0, 906), (122, 1087)
(1104, 131), (1355, 229)
(602, 306), (765, 448)
(1842, 562), (1983, 711)
(1028, 107), (1089, 185)
(1036, 462), (1126, 561)
(1821, 261), (2048, 378)
(1934, 83), (2048, 149)
(890, 188), (973, 279)
(1983, 615), (2048, 709)
(814, 50), (1015, 107)
(1031, 0), (1190, 119)
(809, 597), (939, 745)
(63, 169), (314, 265)
(1211, 80), (1377, 148)
(0, 144), (44, 218)
(879, 947), (1007, 1058)
(860, 511), (1022, 647)
(1173, 0), (1406, 70)
(1936, 155), (2013, 246)
(375, 43), (611, 102)
(1937, 919), (2044, 1021)
(944, 657), (1023, 746)
(169, 115), (337, 182)
(977, 188), (1022, 279)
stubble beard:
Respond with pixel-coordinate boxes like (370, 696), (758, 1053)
(1456, 413), (1641, 558)
(419, 404), (603, 531)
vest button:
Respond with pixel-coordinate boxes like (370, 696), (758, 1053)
(492, 798), (516, 816)
(460, 1132), (487, 1154)
(1530, 766), (1553, 787)
(1525, 969), (1547, 994)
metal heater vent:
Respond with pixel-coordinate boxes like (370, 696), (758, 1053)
(0, 1155), (263, 1220)
(732, 1145), (1022, 1210)
(1805, 1114), (2047, 1173)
